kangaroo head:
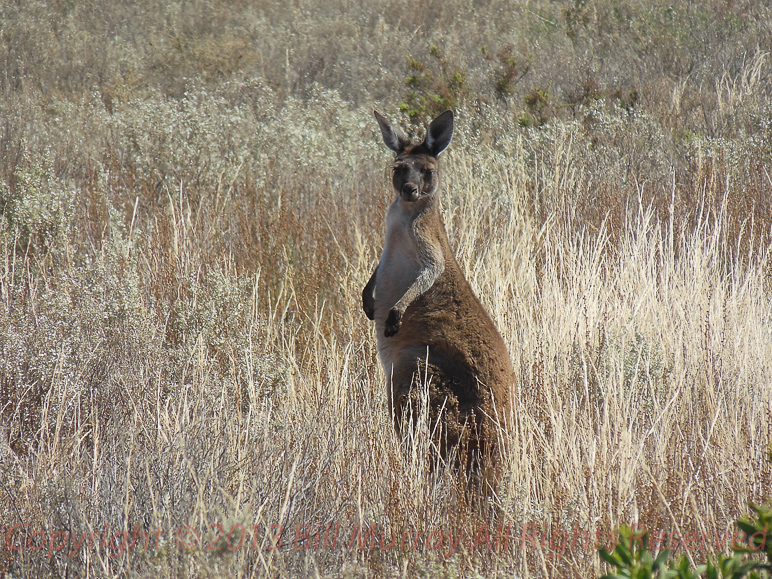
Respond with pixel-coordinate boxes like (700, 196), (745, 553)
(373, 110), (454, 202)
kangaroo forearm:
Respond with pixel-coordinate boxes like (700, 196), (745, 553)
(394, 261), (444, 312)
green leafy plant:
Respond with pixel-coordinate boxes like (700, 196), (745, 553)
(522, 86), (554, 127)
(563, 0), (591, 41)
(598, 525), (673, 579)
(399, 46), (467, 125)
(734, 501), (772, 574)
(493, 43), (529, 99)
(600, 459), (772, 579)
(599, 526), (771, 579)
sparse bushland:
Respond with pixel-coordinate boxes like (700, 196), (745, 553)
(1, 0), (772, 577)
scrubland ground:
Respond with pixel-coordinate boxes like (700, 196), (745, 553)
(2, 1), (772, 577)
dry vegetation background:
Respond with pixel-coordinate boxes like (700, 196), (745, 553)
(2, 0), (772, 577)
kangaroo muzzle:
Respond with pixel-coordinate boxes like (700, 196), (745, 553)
(401, 182), (419, 201)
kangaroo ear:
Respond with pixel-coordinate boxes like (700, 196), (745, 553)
(374, 110), (409, 154)
(425, 110), (454, 156)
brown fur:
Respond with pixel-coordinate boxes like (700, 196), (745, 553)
(363, 110), (515, 492)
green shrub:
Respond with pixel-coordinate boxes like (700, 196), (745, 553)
(599, 481), (772, 578)
(399, 47), (467, 125)
(493, 43), (529, 99)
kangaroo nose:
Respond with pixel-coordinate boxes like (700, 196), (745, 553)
(401, 183), (419, 200)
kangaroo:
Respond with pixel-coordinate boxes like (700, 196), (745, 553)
(363, 109), (515, 490)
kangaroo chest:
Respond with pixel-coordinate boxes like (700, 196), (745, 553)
(374, 201), (424, 315)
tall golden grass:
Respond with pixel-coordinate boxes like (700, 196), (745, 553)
(2, 1), (772, 577)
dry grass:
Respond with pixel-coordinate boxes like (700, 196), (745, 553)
(2, 1), (772, 577)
